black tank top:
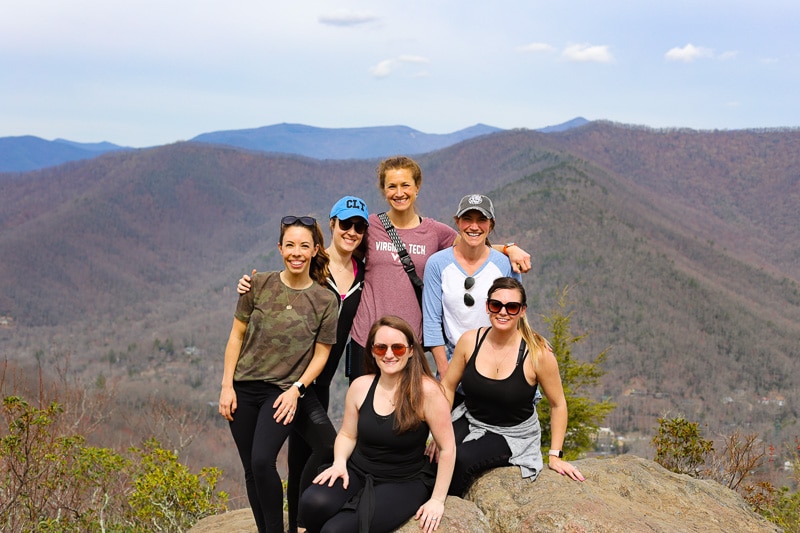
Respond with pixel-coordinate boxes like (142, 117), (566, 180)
(349, 375), (430, 480)
(462, 328), (537, 426)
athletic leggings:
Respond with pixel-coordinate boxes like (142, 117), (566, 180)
(286, 382), (333, 532)
(299, 466), (430, 533)
(448, 415), (512, 497)
(229, 381), (335, 533)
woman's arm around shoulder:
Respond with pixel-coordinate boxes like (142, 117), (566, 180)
(491, 243), (531, 273)
(236, 269), (257, 294)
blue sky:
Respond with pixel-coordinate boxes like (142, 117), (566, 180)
(2, 0), (798, 147)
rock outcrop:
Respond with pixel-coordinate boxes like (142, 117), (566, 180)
(188, 455), (780, 533)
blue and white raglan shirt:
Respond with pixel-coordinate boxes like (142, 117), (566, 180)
(422, 247), (521, 359)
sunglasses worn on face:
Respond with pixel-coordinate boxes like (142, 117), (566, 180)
(487, 299), (524, 316)
(282, 215), (316, 227)
(338, 217), (368, 234)
(372, 343), (410, 357)
(463, 276), (476, 307)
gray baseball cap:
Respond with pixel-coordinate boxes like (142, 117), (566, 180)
(455, 194), (495, 219)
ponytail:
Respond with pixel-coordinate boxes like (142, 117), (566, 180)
(518, 314), (549, 369)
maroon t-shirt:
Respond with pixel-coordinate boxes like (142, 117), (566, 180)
(351, 213), (456, 346)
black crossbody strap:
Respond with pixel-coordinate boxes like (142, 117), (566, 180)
(377, 212), (424, 305)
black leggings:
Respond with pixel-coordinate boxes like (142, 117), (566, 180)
(229, 381), (335, 533)
(448, 415), (512, 497)
(299, 467), (430, 533)
(286, 382), (335, 531)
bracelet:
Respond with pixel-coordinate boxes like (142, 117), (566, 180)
(502, 242), (516, 255)
(549, 449), (563, 458)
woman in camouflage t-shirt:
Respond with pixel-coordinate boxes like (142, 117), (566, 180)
(219, 216), (339, 533)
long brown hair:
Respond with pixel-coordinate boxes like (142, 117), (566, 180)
(363, 315), (436, 433)
(280, 218), (330, 286)
(487, 277), (549, 369)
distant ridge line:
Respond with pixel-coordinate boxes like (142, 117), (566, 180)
(0, 118), (590, 172)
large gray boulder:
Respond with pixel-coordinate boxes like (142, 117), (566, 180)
(466, 454), (779, 532)
(188, 455), (780, 532)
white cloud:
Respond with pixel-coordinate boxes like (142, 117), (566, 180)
(665, 44), (714, 62)
(517, 42), (556, 54)
(718, 50), (739, 61)
(370, 56), (430, 78)
(370, 60), (396, 78)
(318, 10), (378, 27)
(397, 55), (430, 64)
(561, 44), (613, 63)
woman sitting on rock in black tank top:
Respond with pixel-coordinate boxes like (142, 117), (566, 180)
(427, 276), (585, 496)
(299, 315), (455, 533)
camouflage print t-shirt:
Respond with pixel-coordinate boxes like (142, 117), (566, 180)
(233, 271), (338, 389)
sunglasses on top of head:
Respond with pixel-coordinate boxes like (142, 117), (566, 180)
(371, 343), (410, 357)
(282, 215), (317, 227)
(486, 298), (524, 316)
(337, 217), (368, 234)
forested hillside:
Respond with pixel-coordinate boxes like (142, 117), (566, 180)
(2, 122), (798, 503)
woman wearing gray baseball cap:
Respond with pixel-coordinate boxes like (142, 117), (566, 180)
(422, 194), (521, 386)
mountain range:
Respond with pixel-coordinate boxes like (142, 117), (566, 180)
(1, 120), (799, 468)
(0, 118), (590, 172)
(0, 136), (128, 173)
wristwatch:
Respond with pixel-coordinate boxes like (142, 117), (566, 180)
(549, 449), (563, 458)
(292, 381), (306, 398)
(502, 242), (517, 255)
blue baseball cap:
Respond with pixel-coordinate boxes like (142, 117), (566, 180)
(330, 196), (369, 222)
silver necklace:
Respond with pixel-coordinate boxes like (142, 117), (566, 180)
(283, 284), (304, 310)
(378, 382), (397, 406)
(487, 337), (517, 375)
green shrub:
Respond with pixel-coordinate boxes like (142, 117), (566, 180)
(1, 395), (227, 532)
(537, 286), (616, 458)
(651, 414), (800, 529)
(651, 415), (713, 477)
(127, 438), (227, 531)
